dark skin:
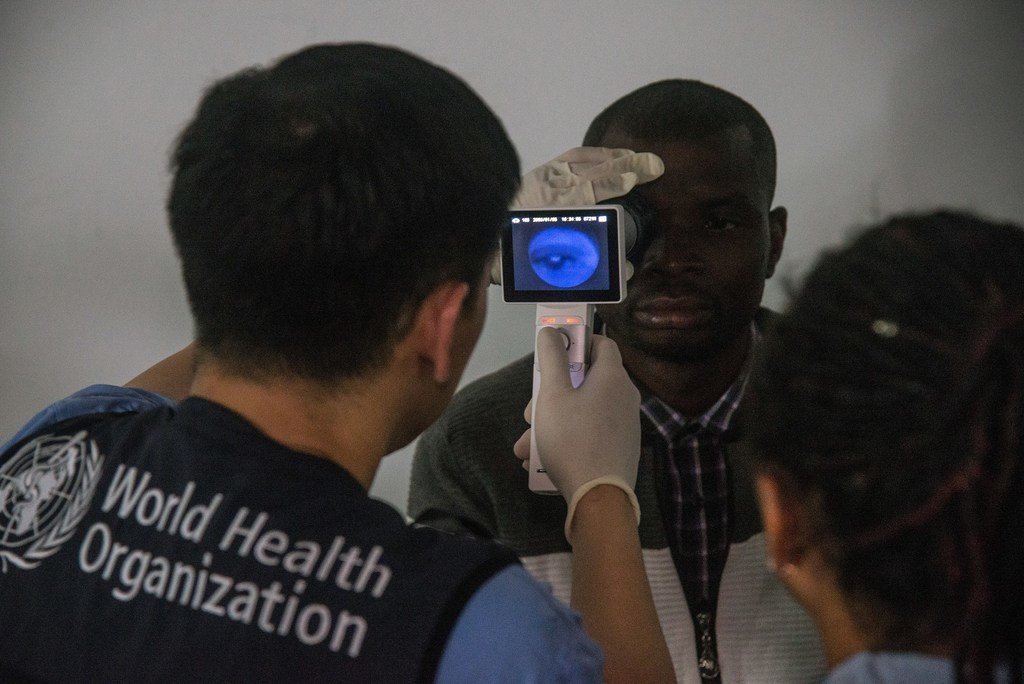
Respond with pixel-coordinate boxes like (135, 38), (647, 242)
(595, 127), (787, 415)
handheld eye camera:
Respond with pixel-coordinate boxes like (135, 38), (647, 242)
(496, 196), (652, 493)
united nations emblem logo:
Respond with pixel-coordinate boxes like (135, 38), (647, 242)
(0, 431), (104, 572)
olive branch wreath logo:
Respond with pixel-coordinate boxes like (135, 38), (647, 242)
(0, 431), (105, 572)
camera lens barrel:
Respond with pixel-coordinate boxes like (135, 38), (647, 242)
(602, 191), (654, 259)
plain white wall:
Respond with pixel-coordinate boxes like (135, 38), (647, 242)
(2, 1), (1022, 510)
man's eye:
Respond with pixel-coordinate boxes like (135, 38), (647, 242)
(704, 218), (740, 232)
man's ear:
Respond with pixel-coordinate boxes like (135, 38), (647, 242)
(765, 206), (788, 279)
(410, 281), (471, 384)
(755, 471), (808, 571)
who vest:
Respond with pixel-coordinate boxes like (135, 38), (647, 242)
(0, 399), (517, 682)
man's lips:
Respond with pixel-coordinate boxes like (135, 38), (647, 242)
(632, 294), (711, 328)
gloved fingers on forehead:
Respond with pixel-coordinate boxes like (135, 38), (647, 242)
(546, 165), (641, 192)
(530, 160), (571, 181)
(555, 147), (635, 164)
(544, 165), (582, 186)
(625, 151), (664, 181)
(589, 173), (638, 203)
(534, 183), (598, 203)
(569, 152), (664, 182)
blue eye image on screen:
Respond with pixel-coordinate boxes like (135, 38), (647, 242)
(527, 227), (600, 288)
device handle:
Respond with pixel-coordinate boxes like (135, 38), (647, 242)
(528, 303), (593, 494)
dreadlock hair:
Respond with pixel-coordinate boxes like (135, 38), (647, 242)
(748, 210), (1024, 683)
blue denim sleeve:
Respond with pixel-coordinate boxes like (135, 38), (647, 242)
(0, 384), (174, 455)
(434, 565), (603, 683)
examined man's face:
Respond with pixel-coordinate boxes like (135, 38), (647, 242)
(595, 127), (785, 363)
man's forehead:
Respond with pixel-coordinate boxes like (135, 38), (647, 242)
(601, 125), (754, 164)
(603, 127), (765, 202)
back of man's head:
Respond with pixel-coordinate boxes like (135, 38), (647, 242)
(168, 43), (519, 383)
(583, 79), (777, 203)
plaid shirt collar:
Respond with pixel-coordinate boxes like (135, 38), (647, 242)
(639, 324), (759, 441)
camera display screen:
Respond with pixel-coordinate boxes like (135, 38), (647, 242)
(501, 207), (624, 303)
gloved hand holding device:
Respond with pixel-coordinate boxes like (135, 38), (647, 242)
(508, 150), (673, 681)
(513, 327), (641, 541)
(501, 146), (661, 496)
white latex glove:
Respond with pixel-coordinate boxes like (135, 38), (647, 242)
(512, 146), (664, 209)
(513, 328), (642, 540)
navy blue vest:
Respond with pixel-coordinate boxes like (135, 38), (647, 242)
(0, 398), (517, 682)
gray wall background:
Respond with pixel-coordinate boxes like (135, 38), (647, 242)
(2, 1), (1022, 511)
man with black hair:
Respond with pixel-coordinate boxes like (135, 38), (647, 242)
(0, 44), (673, 682)
(410, 80), (826, 682)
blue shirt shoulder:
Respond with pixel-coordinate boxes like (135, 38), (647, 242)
(437, 564), (603, 682)
(826, 652), (954, 683)
(0, 384), (174, 455)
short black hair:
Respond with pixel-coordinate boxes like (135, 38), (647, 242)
(749, 211), (1024, 676)
(168, 43), (519, 382)
(583, 79), (777, 203)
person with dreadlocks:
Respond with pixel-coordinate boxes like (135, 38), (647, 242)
(747, 210), (1024, 683)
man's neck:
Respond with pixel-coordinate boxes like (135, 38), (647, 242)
(188, 362), (398, 490)
(617, 329), (753, 417)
